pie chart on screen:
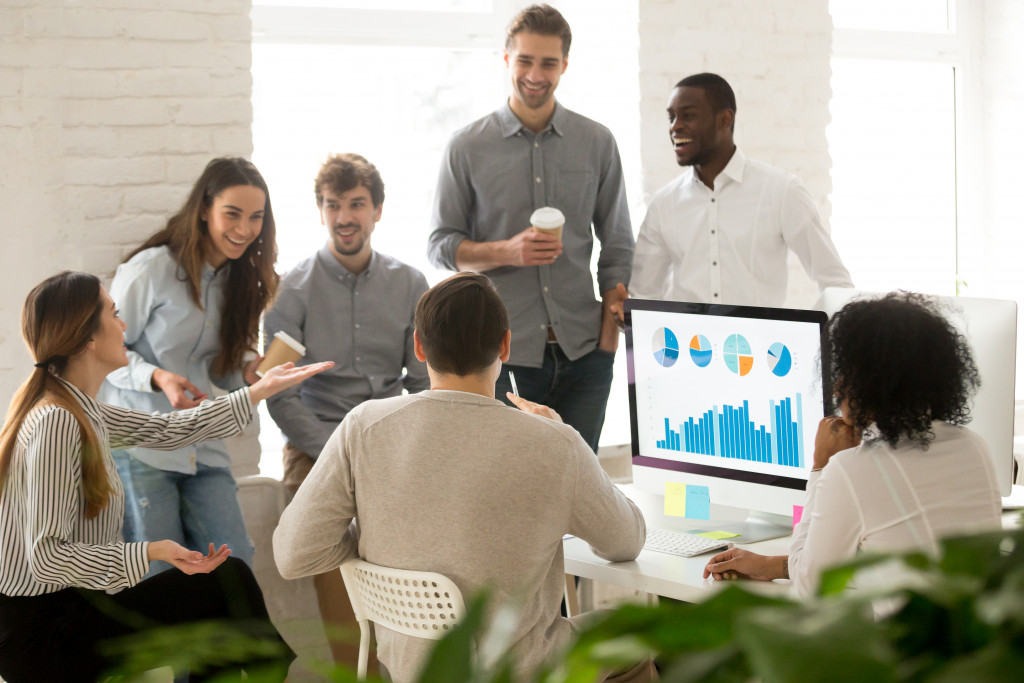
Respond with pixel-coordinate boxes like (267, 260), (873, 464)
(723, 333), (753, 376)
(689, 334), (712, 367)
(767, 342), (793, 377)
(652, 327), (680, 367)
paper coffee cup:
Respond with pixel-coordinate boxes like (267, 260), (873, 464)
(530, 206), (565, 241)
(256, 331), (306, 377)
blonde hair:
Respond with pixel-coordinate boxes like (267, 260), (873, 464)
(0, 272), (113, 519)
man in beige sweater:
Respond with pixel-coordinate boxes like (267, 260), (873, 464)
(274, 272), (651, 682)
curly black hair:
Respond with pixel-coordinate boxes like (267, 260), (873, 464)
(828, 292), (980, 448)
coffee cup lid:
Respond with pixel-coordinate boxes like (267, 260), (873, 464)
(530, 207), (565, 229)
(273, 330), (307, 355)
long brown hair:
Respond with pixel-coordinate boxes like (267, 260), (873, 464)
(0, 272), (114, 519)
(127, 157), (279, 377)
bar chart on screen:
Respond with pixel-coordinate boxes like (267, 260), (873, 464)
(655, 393), (806, 468)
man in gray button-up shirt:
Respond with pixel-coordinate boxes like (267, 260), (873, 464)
(264, 153), (428, 667)
(427, 4), (633, 452)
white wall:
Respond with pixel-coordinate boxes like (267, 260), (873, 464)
(0, 0), (254, 402)
(637, 0), (833, 306)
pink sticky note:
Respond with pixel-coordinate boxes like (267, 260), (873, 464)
(792, 505), (804, 529)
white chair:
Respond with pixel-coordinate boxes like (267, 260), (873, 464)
(339, 559), (467, 680)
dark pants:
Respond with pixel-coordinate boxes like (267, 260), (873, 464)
(0, 557), (294, 683)
(495, 344), (616, 453)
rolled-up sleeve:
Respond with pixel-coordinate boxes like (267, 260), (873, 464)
(428, 137), (474, 272)
(592, 137), (634, 293)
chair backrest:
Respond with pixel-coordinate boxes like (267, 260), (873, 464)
(339, 558), (466, 640)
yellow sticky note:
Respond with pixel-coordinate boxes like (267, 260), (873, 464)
(696, 531), (740, 540)
(664, 482), (688, 517)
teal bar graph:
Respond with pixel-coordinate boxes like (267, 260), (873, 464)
(656, 393), (805, 468)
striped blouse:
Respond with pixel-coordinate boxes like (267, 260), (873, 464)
(0, 378), (252, 597)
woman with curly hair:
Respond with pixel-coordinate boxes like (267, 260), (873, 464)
(99, 157), (278, 573)
(703, 292), (1002, 596)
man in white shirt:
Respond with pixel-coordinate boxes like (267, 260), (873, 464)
(630, 72), (853, 307)
(274, 272), (652, 682)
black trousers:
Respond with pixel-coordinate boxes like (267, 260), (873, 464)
(0, 557), (294, 683)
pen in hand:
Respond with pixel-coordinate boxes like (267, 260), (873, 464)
(508, 370), (519, 397)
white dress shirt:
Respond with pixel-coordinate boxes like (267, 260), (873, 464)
(788, 421), (1002, 597)
(631, 148), (853, 307)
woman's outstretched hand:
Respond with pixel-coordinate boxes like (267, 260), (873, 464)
(248, 361), (334, 405)
(149, 541), (232, 575)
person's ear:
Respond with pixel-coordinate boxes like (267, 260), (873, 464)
(413, 330), (427, 363)
(717, 108), (734, 134)
(499, 329), (512, 363)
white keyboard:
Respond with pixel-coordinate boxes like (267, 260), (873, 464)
(643, 528), (732, 558)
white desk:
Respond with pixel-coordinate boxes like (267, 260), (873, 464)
(565, 486), (1024, 609)
(563, 485), (793, 606)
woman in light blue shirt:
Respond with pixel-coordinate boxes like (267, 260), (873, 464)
(100, 157), (279, 573)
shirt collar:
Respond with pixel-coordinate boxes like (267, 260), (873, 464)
(316, 243), (378, 281)
(683, 147), (748, 190)
(718, 147), (748, 185)
(56, 376), (104, 425)
(421, 389), (507, 407)
(498, 100), (565, 138)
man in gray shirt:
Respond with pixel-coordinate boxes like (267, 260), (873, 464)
(274, 272), (652, 682)
(427, 4), (634, 453)
(264, 152), (429, 666)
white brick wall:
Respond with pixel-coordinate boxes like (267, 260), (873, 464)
(0, 0), (253, 401)
(637, 0), (833, 306)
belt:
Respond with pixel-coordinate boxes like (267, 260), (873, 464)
(546, 326), (558, 342)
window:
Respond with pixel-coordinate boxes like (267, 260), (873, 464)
(828, 0), (970, 297)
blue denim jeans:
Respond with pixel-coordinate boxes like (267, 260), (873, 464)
(495, 344), (616, 453)
(114, 452), (255, 577)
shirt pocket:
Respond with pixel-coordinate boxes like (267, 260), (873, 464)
(551, 169), (598, 234)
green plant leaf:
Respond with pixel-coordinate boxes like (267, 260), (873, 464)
(926, 641), (1024, 683)
(735, 600), (898, 683)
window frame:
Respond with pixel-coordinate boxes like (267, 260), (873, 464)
(829, 0), (982, 294)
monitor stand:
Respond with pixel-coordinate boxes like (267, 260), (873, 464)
(689, 510), (793, 543)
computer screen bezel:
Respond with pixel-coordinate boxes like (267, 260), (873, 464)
(625, 298), (830, 492)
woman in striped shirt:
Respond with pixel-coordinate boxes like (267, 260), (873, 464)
(0, 271), (331, 682)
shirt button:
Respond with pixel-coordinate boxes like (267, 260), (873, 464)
(713, 293), (719, 298)
(711, 198), (716, 203)
(355, 323), (360, 328)
(356, 356), (361, 361)
(712, 261), (717, 266)
(534, 142), (539, 148)
(535, 177), (542, 183)
(205, 322), (211, 327)
(543, 286), (549, 292)
(540, 325), (546, 330)
(711, 230), (716, 235)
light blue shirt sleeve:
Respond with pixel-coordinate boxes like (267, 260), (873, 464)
(104, 259), (159, 393)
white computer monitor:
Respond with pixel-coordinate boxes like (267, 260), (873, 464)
(822, 288), (1017, 496)
(626, 299), (828, 542)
